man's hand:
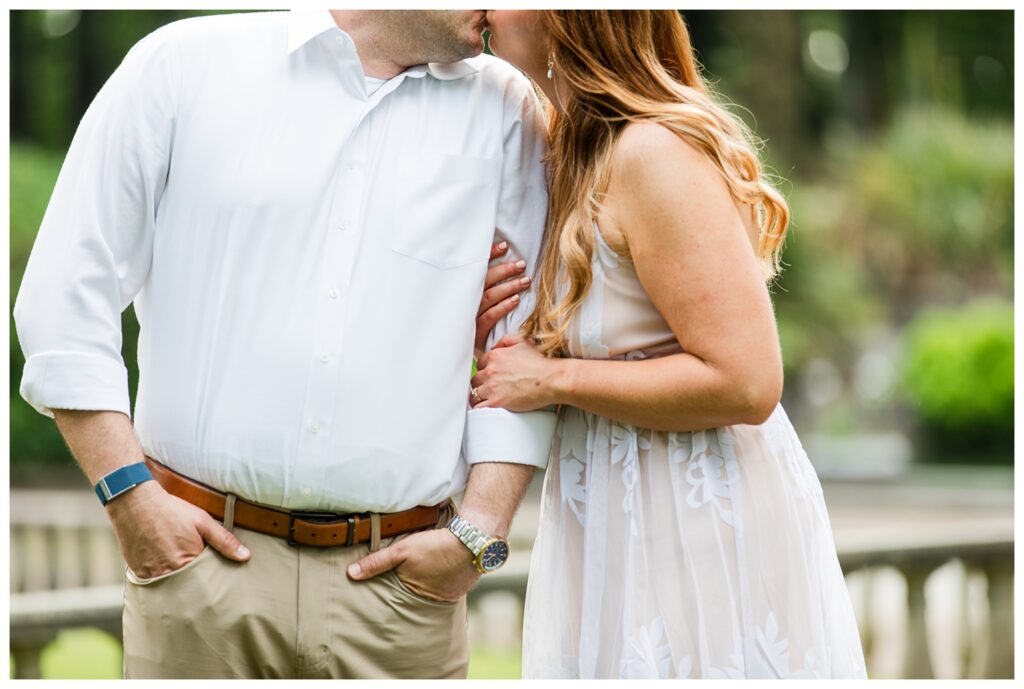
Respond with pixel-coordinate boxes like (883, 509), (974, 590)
(346, 527), (479, 603)
(48, 410), (250, 580)
(107, 480), (251, 579)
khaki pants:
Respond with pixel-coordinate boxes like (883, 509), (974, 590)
(122, 500), (469, 679)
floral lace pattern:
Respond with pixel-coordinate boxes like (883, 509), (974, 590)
(620, 617), (691, 679)
(707, 613), (824, 679)
(671, 428), (741, 528)
(608, 420), (650, 533)
(555, 410), (589, 526)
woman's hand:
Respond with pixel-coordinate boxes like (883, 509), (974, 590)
(470, 333), (561, 412)
(474, 241), (531, 358)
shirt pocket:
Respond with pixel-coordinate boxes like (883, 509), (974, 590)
(392, 154), (501, 270)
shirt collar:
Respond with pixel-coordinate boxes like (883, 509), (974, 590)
(286, 10), (479, 81)
(405, 60), (479, 81)
(286, 9), (338, 55)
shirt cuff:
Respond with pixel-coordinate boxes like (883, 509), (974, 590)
(20, 352), (131, 419)
(463, 406), (558, 469)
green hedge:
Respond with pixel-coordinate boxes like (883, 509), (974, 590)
(902, 299), (1013, 462)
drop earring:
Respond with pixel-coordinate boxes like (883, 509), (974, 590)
(546, 54), (554, 80)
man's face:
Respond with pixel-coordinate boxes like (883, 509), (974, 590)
(384, 10), (487, 64)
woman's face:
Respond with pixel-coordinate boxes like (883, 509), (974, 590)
(485, 11), (549, 84)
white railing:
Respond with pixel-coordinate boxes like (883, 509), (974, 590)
(9, 472), (1014, 679)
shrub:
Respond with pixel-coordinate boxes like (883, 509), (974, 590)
(10, 143), (69, 465)
(901, 299), (1013, 461)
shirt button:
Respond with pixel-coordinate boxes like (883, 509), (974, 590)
(302, 487), (312, 497)
(338, 222), (349, 232)
(328, 288), (339, 299)
(310, 423), (320, 434)
(319, 353), (330, 363)
(334, 36), (344, 45)
(347, 163), (358, 171)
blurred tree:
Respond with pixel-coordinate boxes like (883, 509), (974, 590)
(8, 9), (1015, 472)
(696, 10), (814, 175)
(827, 108), (1012, 320)
(771, 106), (1011, 454)
(10, 10), (238, 148)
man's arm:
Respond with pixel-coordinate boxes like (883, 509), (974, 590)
(347, 67), (553, 599)
(346, 461), (532, 601)
(55, 410), (251, 578)
(16, 27), (249, 578)
(460, 65), (557, 473)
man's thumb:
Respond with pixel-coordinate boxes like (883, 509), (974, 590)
(197, 517), (250, 561)
(348, 545), (401, 580)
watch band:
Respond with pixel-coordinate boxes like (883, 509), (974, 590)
(447, 514), (491, 557)
(94, 462), (154, 506)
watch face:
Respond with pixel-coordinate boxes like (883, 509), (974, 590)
(480, 540), (509, 572)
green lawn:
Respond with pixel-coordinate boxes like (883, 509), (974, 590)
(12, 627), (521, 679)
(468, 647), (523, 679)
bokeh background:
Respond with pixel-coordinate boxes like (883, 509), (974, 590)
(8, 9), (1014, 680)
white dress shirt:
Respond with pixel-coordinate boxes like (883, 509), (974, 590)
(14, 10), (556, 513)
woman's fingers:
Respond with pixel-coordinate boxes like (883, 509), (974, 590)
(473, 245), (530, 361)
(479, 272), (528, 315)
(469, 381), (493, 409)
(468, 390), (495, 409)
(468, 373), (486, 407)
(489, 240), (509, 261)
(470, 370), (486, 392)
(479, 262), (529, 315)
(494, 332), (528, 349)
(478, 273), (530, 316)
(475, 295), (520, 352)
(475, 259), (531, 352)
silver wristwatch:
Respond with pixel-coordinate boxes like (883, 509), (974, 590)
(446, 514), (510, 573)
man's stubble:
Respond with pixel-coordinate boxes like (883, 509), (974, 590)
(378, 10), (485, 65)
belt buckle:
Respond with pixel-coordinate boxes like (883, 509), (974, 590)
(287, 511), (353, 547)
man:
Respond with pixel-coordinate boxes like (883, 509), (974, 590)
(14, 9), (554, 679)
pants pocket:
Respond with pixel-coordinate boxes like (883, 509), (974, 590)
(385, 568), (461, 607)
(125, 546), (211, 586)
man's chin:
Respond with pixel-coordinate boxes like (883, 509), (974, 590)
(447, 41), (484, 62)
(463, 32), (486, 57)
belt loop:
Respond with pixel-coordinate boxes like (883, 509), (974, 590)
(224, 494), (237, 532)
(370, 513), (381, 552)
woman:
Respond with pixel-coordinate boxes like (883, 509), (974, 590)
(472, 10), (867, 679)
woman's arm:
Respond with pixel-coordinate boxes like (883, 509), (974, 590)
(473, 122), (783, 431)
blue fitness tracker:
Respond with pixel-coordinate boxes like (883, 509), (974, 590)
(94, 462), (154, 506)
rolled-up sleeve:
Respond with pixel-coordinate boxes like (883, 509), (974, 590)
(463, 70), (557, 469)
(13, 28), (178, 418)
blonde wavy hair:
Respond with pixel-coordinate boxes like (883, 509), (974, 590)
(521, 10), (790, 356)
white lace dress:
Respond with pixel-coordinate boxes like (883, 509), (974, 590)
(520, 225), (867, 679)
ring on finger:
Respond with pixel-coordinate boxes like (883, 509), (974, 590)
(471, 386), (481, 402)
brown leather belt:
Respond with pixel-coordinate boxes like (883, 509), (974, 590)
(144, 457), (447, 548)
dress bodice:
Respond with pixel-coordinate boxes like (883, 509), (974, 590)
(565, 222), (681, 360)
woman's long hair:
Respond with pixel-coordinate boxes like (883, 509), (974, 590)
(521, 10), (790, 356)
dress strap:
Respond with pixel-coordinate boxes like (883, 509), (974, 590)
(592, 221), (621, 269)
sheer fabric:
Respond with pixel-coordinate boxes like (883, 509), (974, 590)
(521, 225), (867, 679)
